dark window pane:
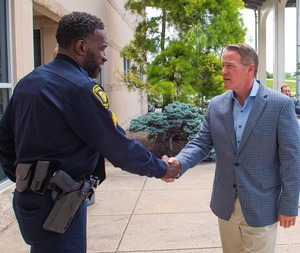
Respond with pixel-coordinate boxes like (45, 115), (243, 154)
(0, 0), (8, 182)
(0, 89), (9, 182)
(0, 0), (8, 82)
(34, 30), (41, 67)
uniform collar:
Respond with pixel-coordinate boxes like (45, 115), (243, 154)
(56, 54), (90, 78)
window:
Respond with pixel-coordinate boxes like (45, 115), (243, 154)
(139, 64), (144, 81)
(0, 0), (13, 183)
(123, 57), (130, 75)
(0, 0), (8, 83)
(98, 67), (104, 87)
(34, 30), (41, 68)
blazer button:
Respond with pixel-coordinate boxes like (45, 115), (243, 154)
(233, 184), (237, 188)
(235, 162), (240, 166)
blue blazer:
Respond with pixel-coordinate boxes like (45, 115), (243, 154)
(177, 81), (300, 227)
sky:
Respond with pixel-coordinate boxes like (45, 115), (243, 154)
(241, 7), (297, 73)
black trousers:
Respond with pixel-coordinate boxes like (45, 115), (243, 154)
(13, 190), (87, 253)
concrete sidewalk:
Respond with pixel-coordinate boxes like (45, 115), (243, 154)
(1, 161), (300, 253)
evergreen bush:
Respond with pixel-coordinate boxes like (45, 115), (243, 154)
(129, 101), (215, 160)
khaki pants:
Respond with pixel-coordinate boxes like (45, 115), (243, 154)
(218, 197), (278, 253)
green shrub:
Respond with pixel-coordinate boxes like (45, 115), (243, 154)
(129, 101), (215, 160)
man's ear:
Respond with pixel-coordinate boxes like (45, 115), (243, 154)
(75, 40), (85, 55)
(248, 64), (255, 73)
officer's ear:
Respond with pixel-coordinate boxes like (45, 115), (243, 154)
(75, 39), (86, 55)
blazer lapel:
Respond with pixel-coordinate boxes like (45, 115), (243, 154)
(222, 91), (237, 153)
(238, 85), (267, 153)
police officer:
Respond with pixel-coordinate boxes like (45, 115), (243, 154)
(0, 12), (179, 253)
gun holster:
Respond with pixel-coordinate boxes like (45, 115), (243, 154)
(43, 176), (98, 234)
(43, 184), (86, 234)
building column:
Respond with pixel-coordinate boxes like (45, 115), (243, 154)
(272, 0), (288, 91)
(256, 0), (274, 85)
(257, 8), (269, 84)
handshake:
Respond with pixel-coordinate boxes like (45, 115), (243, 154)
(161, 155), (181, 183)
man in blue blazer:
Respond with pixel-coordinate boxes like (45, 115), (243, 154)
(166, 43), (300, 253)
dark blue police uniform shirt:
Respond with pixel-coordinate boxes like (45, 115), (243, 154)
(0, 54), (167, 181)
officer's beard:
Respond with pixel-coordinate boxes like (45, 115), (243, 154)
(82, 50), (101, 78)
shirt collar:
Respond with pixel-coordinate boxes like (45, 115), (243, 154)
(249, 80), (259, 97)
(232, 80), (259, 108)
(56, 53), (90, 79)
(232, 80), (259, 99)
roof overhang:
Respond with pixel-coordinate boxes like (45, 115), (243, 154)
(243, 0), (296, 10)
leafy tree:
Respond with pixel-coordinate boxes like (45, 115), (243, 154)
(162, 0), (246, 55)
(147, 40), (197, 104)
(121, 0), (246, 106)
(266, 71), (273, 79)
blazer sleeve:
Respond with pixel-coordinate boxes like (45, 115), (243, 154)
(277, 98), (300, 216)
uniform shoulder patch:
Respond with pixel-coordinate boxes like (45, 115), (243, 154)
(92, 84), (109, 109)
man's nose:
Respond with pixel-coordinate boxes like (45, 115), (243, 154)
(102, 52), (108, 62)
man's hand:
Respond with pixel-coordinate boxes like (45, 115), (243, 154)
(278, 215), (296, 228)
(161, 155), (181, 182)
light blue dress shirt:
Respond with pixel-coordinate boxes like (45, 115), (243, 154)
(232, 81), (259, 149)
